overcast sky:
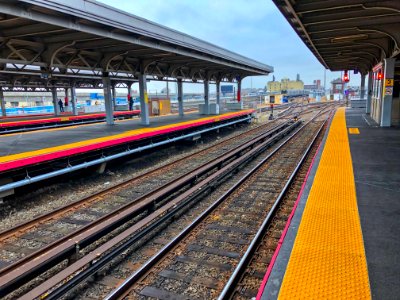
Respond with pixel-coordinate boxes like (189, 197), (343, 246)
(97, 0), (359, 93)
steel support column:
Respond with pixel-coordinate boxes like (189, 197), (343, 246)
(70, 86), (78, 116)
(112, 85), (117, 110)
(216, 80), (221, 113)
(177, 79), (184, 117)
(127, 83), (132, 111)
(360, 74), (366, 100)
(0, 89), (6, 117)
(51, 87), (60, 116)
(381, 58), (395, 127)
(237, 79), (242, 102)
(138, 73), (150, 125)
(102, 74), (114, 125)
(237, 79), (243, 109)
(366, 72), (373, 114)
(204, 80), (209, 115)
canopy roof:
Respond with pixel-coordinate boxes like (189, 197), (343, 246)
(0, 0), (273, 90)
(273, 0), (400, 74)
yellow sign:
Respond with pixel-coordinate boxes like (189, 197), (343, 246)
(385, 79), (394, 86)
(144, 92), (148, 104)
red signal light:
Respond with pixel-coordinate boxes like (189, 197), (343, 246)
(377, 71), (383, 80)
(343, 70), (350, 83)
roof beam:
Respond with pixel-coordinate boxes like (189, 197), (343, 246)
(302, 11), (398, 26)
(2, 22), (67, 37)
(295, 0), (400, 14)
(306, 15), (400, 33)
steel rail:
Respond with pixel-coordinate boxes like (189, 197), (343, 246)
(0, 115), (251, 194)
(19, 121), (302, 300)
(218, 113), (329, 300)
(0, 119), (293, 298)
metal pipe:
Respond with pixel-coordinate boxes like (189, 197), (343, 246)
(0, 116), (251, 194)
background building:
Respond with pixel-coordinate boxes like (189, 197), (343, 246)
(267, 74), (304, 93)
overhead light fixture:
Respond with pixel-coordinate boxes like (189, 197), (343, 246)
(331, 34), (368, 43)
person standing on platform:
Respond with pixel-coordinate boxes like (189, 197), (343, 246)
(64, 96), (69, 108)
(128, 94), (134, 111)
(58, 98), (64, 112)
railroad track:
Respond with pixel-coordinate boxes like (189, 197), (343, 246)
(102, 109), (333, 300)
(0, 104), (335, 299)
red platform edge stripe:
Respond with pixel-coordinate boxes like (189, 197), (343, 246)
(0, 111), (140, 128)
(0, 111), (253, 172)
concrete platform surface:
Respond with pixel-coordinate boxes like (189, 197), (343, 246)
(0, 110), (254, 172)
(347, 108), (400, 300)
(260, 107), (399, 300)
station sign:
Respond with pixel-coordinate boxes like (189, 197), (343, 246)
(385, 78), (394, 96)
(221, 85), (234, 94)
(385, 78), (394, 86)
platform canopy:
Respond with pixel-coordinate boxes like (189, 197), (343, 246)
(273, 0), (400, 74)
(0, 0), (273, 91)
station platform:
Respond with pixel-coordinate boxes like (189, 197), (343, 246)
(0, 110), (254, 174)
(258, 107), (400, 299)
(0, 110), (141, 133)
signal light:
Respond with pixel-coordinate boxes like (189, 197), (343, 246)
(343, 70), (349, 83)
(377, 71), (383, 80)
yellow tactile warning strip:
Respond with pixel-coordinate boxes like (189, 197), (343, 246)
(278, 108), (371, 299)
(0, 110), (252, 164)
(348, 127), (360, 134)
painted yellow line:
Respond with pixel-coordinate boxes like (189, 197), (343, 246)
(349, 127), (360, 134)
(0, 110), (252, 163)
(278, 108), (371, 299)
